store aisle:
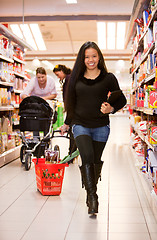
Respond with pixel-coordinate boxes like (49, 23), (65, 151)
(0, 114), (157, 240)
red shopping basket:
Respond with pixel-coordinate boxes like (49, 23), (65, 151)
(33, 158), (68, 195)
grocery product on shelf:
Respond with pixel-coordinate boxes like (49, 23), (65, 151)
(130, 2), (157, 199)
(0, 25), (30, 167)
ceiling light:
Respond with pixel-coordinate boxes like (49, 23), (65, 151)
(32, 57), (40, 66)
(30, 24), (46, 51)
(117, 59), (125, 69)
(20, 24), (37, 50)
(10, 24), (23, 40)
(97, 22), (106, 50)
(116, 22), (126, 49)
(66, 0), (77, 4)
(107, 22), (116, 50)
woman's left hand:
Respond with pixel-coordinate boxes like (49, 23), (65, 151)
(100, 102), (114, 114)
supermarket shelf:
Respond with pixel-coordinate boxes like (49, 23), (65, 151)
(143, 108), (154, 115)
(133, 106), (157, 115)
(130, 5), (157, 63)
(0, 105), (14, 111)
(13, 56), (25, 65)
(0, 81), (14, 87)
(14, 72), (25, 79)
(130, 147), (157, 222)
(14, 72), (30, 81)
(0, 54), (14, 63)
(131, 124), (157, 151)
(14, 89), (22, 94)
(136, 129), (145, 142)
(0, 145), (21, 167)
(14, 104), (19, 108)
(132, 42), (155, 75)
(0, 25), (29, 169)
(0, 24), (33, 51)
(131, 72), (155, 93)
(145, 72), (156, 84)
(145, 137), (157, 151)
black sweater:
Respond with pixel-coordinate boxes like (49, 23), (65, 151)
(65, 71), (126, 128)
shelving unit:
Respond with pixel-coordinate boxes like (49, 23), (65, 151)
(0, 146), (21, 167)
(0, 25), (31, 167)
(129, 0), (157, 220)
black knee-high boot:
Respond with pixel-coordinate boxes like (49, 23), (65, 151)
(79, 164), (98, 214)
(95, 161), (104, 184)
(85, 161), (103, 207)
(86, 140), (106, 207)
(93, 140), (106, 184)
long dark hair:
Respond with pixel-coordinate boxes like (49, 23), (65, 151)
(53, 64), (71, 75)
(65, 41), (108, 116)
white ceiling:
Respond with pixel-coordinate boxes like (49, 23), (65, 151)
(0, 0), (138, 89)
(0, 0), (134, 16)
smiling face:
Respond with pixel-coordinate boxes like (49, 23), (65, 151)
(84, 47), (99, 71)
(36, 73), (47, 86)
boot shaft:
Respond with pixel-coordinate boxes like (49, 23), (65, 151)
(80, 161), (104, 187)
(95, 161), (103, 184)
(79, 164), (97, 194)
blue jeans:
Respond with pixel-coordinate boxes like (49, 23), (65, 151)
(72, 124), (110, 142)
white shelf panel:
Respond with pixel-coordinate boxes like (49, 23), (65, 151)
(0, 81), (14, 87)
(0, 145), (21, 167)
(13, 56), (25, 65)
(14, 89), (22, 94)
(0, 105), (14, 111)
(0, 54), (14, 63)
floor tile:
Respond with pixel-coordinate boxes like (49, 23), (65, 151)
(150, 233), (157, 240)
(109, 223), (148, 233)
(109, 213), (145, 224)
(65, 232), (107, 240)
(109, 233), (151, 240)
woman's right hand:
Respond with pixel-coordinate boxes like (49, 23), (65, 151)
(60, 124), (69, 135)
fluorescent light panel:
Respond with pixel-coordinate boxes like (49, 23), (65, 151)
(97, 22), (106, 50)
(116, 22), (126, 49)
(10, 23), (46, 51)
(10, 24), (24, 40)
(66, 0), (77, 3)
(30, 24), (46, 51)
(20, 24), (38, 50)
(107, 22), (116, 49)
(97, 21), (126, 50)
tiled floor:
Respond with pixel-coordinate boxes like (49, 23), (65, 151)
(0, 113), (157, 240)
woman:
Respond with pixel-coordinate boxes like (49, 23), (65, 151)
(20, 67), (57, 100)
(53, 64), (71, 102)
(53, 64), (77, 160)
(60, 41), (127, 215)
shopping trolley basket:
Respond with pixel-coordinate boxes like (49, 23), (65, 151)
(33, 158), (68, 196)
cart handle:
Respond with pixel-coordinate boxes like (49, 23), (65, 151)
(52, 130), (70, 139)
